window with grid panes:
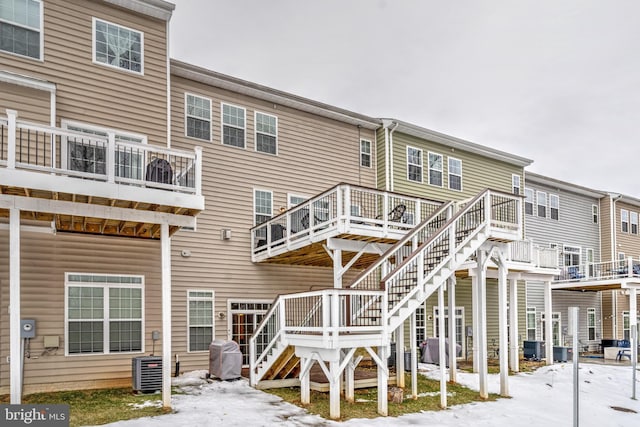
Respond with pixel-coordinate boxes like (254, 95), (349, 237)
(188, 290), (214, 351)
(255, 112), (277, 154)
(448, 157), (462, 190)
(428, 152), (443, 187)
(360, 139), (372, 167)
(0, 0), (42, 59)
(407, 146), (422, 182)
(93, 18), (143, 73)
(186, 94), (211, 141)
(222, 103), (245, 148)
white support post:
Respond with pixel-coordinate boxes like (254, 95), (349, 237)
(477, 249), (488, 399)
(438, 284), (447, 409)
(106, 132), (116, 183)
(161, 223), (172, 409)
(544, 281), (553, 365)
(396, 323), (405, 387)
(7, 109), (17, 169)
(509, 278), (519, 372)
(301, 357), (311, 404)
(630, 287), (637, 400)
(448, 276), (457, 383)
(472, 274), (479, 373)
(9, 208), (21, 404)
(329, 360), (340, 420)
(344, 352), (355, 403)
(377, 345), (388, 416)
(498, 262), (509, 397)
(333, 249), (342, 288)
(194, 146), (203, 196)
(410, 312), (418, 399)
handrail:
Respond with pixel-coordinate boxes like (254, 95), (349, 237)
(554, 257), (640, 283)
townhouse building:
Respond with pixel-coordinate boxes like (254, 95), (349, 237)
(523, 172), (604, 351)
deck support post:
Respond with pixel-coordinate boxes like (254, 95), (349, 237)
(329, 360), (340, 420)
(410, 311), (418, 399)
(447, 276), (457, 383)
(497, 255), (509, 397)
(9, 208), (21, 404)
(396, 324), (405, 387)
(471, 274), (479, 373)
(161, 222), (172, 409)
(376, 345), (388, 416)
(300, 356), (311, 405)
(630, 287), (637, 400)
(333, 249), (342, 288)
(544, 281), (553, 365)
(344, 351), (355, 403)
(438, 283), (447, 409)
(476, 248), (489, 399)
(509, 277), (519, 373)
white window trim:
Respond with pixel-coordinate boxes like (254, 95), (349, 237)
(524, 188), (534, 215)
(64, 272), (145, 356)
(592, 204), (599, 224)
(226, 299), (272, 345)
(287, 193), (308, 208)
(512, 174), (521, 195)
(536, 191), (547, 218)
(550, 194), (559, 220)
(428, 151), (443, 187)
(621, 208), (629, 233)
(254, 111), (278, 155)
(360, 139), (372, 168)
(406, 145), (423, 183)
(221, 102), (246, 149)
(587, 307), (597, 341)
(91, 17), (144, 75)
(184, 92), (212, 142)
(448, 157), (462, 191)
(253, 188), (273, 226)
(187, 289), (215, 353)
(0, 0), (44, 61)
(526, 306), (537, 340)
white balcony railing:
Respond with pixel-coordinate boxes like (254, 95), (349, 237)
(555, 257), (640, 283)
(507, 240), (559, 268)
(0, 110), (202, 195)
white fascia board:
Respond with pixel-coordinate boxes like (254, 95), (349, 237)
(171, 61), (380, 130)
(0, 169), (204, 211)
(0, 194), (196, 227)
(384, 118), (533, 167)
(0, 70), (56, 93)
(525, 172), (606, 199)
(104, 0), (174, 21)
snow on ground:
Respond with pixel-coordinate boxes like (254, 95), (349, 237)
(95, 363), (640, 427)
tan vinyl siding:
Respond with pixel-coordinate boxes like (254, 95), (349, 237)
(389, 131), (522, 201)
(601, 290), (614, 338)
(169, 75), (377, 372)
(613, 200), (640, 260)
(0, 83), (51, 123)
(0, 231), (161, 394)
(600, 196), (613, 261)
(1, 0), (168, 146)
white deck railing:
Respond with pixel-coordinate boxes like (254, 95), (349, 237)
(508, 240), (559, 268)
(250, 183), (443, 256)
(0, 110), (202, 195)
(555, 257), (640, 283)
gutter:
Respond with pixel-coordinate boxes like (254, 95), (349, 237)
(381, 119), (399, 191)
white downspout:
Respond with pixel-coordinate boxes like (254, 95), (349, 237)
(166, 20), (171, 148)
(384, 126), (390, 191)
(388, 122), (399, 192)
(610, 193), (622, 339)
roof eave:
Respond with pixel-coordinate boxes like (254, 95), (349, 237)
(103, 0), (175, 21)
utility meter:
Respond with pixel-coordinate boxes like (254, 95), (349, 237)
(21, 319), (36, 338)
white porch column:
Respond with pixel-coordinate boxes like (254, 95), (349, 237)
(333, 249), (342, 288)
(544, 281), (553, 365)
(300, 357), (311, 404)
(476, 249), (488, 399)
(509, 278), (519, 372)
(396, 323), (405, 387)
(448, 276), (457, 383)
(10, 208), (21, 404)
(329, 360), (340, 419)
(161, 223), (172, 408)
(630, 287), (637, 400)
(410, 311), (418, 399)
(7, 109), (17, 169)
(344, 352), (355, 403)
(472, 274), (479, 373)
(377, 345), (388, 416)
(498, 262), (509, 397)
(438, 283), (447, 408)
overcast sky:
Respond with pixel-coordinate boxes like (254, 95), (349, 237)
(169, 0), (640, 197)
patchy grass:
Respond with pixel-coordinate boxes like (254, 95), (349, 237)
(0, 388), (170, 427)
(457, 358), (546, 374)
(265, 371), (500, 421)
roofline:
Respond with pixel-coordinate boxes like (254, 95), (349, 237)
(525, 171), (607, 199)
(381, 118), (533, 167)
(104, 0), (175, 21)
(608, 192), (640, 207)
(170, 59), (381, 130)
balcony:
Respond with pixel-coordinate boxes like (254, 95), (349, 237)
(553, 257), (640, 291)
(0, 110), (203, 237)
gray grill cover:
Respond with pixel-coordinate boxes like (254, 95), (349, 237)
(209, 340), (242, 380)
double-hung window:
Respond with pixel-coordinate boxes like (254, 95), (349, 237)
(587, 308), (596, 341)
(63, 121), (146, 180)
(255, 112), (277, 155)
(512, 174), (521, 195)
(621, 209), (629, 233)
(448, 157), (462, 191)
(406, 146), (422, 183)
(428, 152), (443, 187)
(188, 290), (214, 352)
(524, 188), (534, 215)
(222, 103), (245, 148)
(254, 189), (272, 226)
(66, 273), (143, 355)
(185, 94), (211, 141)
(0, 0), (42, 59)
(631, 211), (638, 234)
(360, 139), (372, 167)
(537, 191), (547, 217)
(592, 205), (599, 224)
(526, 307), (536, 341)
(93, 18), (143, 74)
(550, 194), (559, 220)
